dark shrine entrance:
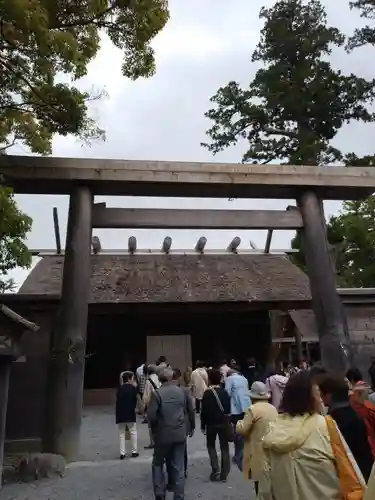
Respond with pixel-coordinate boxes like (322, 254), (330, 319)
(84, 303), (271, 390)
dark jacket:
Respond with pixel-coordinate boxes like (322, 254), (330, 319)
(116, 384), (138, 424)
(330, 403), (374, 481)
(243, 365), (257, 388)
(243, 364), (264, 387)
(148, 381), (195, 445)
(180, 385), (194, 434)
(201, 386), (231, 431)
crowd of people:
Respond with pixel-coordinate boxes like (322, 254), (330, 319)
(115, 355), (375, 500)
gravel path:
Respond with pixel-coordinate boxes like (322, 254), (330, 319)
(3, 407), (256, 500)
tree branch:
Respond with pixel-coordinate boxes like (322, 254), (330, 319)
(264, 127), (298, 138)
(54, 3), (117, 29)
(0, 135), (19, 153)
(0, 56), (47, 104)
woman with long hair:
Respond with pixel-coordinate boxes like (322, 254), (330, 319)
(258, 371), (365, 500)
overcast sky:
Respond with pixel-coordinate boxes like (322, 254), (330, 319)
(8, 0), (375, 287)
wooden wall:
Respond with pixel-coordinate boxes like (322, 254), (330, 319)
(270, 305), (375, 376)
(5, 307), (54, 448)
(345, 305), (375, 378)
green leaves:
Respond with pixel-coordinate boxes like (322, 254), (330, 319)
(0, 0), (169, 285)
(0, 183), (32, 291)
(203, 0), (375, 165)
(0, 0), (169, 154)
(348, 1), (375, 49)
(293, 196), (375, 288)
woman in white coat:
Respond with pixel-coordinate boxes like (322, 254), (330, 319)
(191, 361), (208, 414)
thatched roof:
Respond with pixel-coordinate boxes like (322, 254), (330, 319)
(19, 254), (312, 304)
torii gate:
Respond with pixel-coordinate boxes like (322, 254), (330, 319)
(1, 155), (375, 459)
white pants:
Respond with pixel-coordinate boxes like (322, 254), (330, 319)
(118, 422), (138, 455)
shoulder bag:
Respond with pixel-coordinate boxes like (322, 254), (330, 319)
(325, 415), (366, 500)
(211, 388), (234, 442)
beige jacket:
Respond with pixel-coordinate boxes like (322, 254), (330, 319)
(259, 413), (342, 500)
(236, 401), (278, 481)
(142, 374), (161, 406)
(191, 368), (208, 400)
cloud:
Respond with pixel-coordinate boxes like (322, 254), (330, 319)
(8, 0), (374, 287)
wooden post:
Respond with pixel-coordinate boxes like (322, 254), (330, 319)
(195, 237), (207, 253)
(0, 358), (10, 488)
(43, 186), (93, 459)
(162, 236), (172, 253)
(294, 330), (303, 366)
(53, 207), (62, 254)
(298, 190), (351, 375)
(264, 229), (273, 253)
(128, 236), (137, 254)
(228, 237), (241, 252)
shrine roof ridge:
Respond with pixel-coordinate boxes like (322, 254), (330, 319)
(1, 155), (375, 199)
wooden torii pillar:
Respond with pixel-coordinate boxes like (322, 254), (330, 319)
(298, 190), (351, 375)
(43, 186), (93, 459)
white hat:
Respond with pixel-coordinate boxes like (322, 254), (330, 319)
(250, 381), (271, 400)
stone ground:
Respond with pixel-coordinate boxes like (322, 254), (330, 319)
(4, 407), (256, 500)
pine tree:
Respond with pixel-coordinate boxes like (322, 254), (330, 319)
(348, 0), (375, 49)
(202, 0), (375, 165)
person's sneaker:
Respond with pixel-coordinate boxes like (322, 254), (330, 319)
(219, 476), (227, 483)
(120, 454), (125, 460)
(144, 444), (154, 449)
(131, 452), (139, 458)
(209, 472), (220, 482)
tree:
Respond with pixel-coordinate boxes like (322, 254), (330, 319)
(0, 183), (32, 291)
(292, 196), (375, 288)
(0, 0), (169, 289)
(348, 0), (375, 49)
(0, 0), (169, 154)
(327, 197), (375, 287)
(202, 0), (375, 166)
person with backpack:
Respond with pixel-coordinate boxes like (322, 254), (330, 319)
(148, 367), (195, 500)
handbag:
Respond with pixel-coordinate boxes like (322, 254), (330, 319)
(325, 416), (366, 500)
(210, 388), (234, 443)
